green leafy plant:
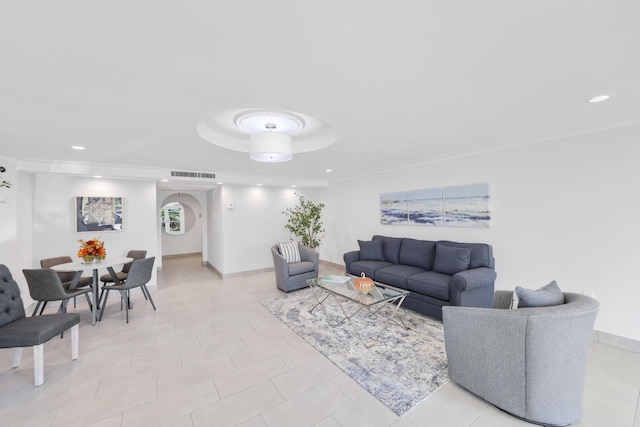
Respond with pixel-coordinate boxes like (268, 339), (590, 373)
(283, 194), (325, 249)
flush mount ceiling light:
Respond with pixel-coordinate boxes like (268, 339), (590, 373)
(588, 94), (612, 103)
(197, 108), (337, 162)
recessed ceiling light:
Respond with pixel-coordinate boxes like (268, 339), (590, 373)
(326, 169), (332, 173)
(291, 185), (296, 188)
(588, 94), (612, 103)
(257, 184), (262, 187)
(93, 175), (102, 178)
(161, 179), (169, 182)
(72, 146), (86, 150)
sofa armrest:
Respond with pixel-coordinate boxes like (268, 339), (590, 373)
(448, 267), (496, 307)
(343, 250), (360, 272)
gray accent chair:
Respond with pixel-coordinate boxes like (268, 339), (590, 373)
(271, 243), (319, 292)
(0, 265), (80, 386)
(23, 268), (94, 316)
(99, 257), (156, 323)
(442, 291), (599, 426)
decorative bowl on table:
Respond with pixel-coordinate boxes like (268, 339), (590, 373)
(354, 273), (375, 293)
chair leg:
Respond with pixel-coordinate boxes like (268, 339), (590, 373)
(125, 290), (130, 323)
(71, 324), (79, 360)
(33, 344), (44, 386)
(98, 287), (106, 308)
(84, 292), (93, 311)
(38, 301), (48, 315)
(32, 302), (42, 317)
(12, 348), (23, 368)
(99, 289), (110, 321)
(142, 285), (156, 311)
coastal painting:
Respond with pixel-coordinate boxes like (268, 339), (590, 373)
(380, 192), (408, 224)
(76, 196), (124, 232)
(408, 188), (443, 226)
(443, 183), (490, 228)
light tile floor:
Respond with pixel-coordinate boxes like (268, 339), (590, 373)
(1, 254), (639, 426)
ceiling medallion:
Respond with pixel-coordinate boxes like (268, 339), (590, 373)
(197, 108), (337, 163)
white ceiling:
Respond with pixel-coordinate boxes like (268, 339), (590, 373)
(1, 1), (639, 190)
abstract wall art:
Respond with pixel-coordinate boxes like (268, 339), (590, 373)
(76, 196), (124, 232)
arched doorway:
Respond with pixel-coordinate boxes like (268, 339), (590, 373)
(159, 193), (203, 259)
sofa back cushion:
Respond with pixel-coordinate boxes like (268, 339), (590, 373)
(358, 239), (385, 261)
(399, 238), (436, 270)
(438, 240), (494, 269)
(372, 235), (402, 264)
(433, 244), (472, 275)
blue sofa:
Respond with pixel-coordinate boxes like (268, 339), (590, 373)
(344, 235), (496, 320)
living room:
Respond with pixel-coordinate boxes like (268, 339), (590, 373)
(1, 2), (640, 425)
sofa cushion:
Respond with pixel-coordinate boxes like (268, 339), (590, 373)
(407, 271), (451, 301)
(358, 239), (385, 261)
(433, 243), (471, 275)
(375, 265), (425, 289)
(373, 235), (402, 264)
(515, 280), (564, 308)
(278, 241), (300, 263)
(288, 261), (316, 276)
(348, 260), (393, 279)
(398, 238), (436, 270)
(438, 240), (493, 269)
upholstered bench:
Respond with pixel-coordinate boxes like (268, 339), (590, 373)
(0, 264), (80, 386)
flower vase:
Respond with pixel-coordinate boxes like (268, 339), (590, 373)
(83, 256), (96, 264)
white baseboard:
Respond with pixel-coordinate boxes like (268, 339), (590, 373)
(593, 330), (640, 354)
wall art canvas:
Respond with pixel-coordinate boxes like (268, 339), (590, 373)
(443, 183), (490, 228)
(76, 196), (123, 232)
(380, 192), (408, 224)
(408, 188), (443, 226)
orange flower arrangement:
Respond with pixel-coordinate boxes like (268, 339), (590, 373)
(77, 238), (106, 261)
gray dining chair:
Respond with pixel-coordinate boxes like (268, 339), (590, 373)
(99, 257), (156, 323)
(99, 250), (147, 286)
(40, 256), (93, 311)
(98, 250), (147, 307)
(23, 268), (94, 316)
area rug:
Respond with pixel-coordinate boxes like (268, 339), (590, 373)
(260, 288), (450, 416)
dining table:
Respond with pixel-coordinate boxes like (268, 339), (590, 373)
(51, 257), (133, 325)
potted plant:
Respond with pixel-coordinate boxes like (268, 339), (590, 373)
(283, 194), (325, 249)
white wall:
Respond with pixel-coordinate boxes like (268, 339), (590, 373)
(207, 186), (224, 273)
(0, 161), (34, 304)
(30, 174), (158, 289)
(321, 128), (640, 342)
(213, 185), (321, 275)
(158, 191), (205, 258)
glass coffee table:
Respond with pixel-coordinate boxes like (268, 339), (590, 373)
(306, 276), (410, 348)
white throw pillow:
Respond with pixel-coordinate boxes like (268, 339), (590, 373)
(509, 291), (520, 309)
(278, 241), (301, 263)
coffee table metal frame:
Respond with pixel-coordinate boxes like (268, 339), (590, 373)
(306, 277), (410, 348)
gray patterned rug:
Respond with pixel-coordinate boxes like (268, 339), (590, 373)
(260, 288), (450, 416)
